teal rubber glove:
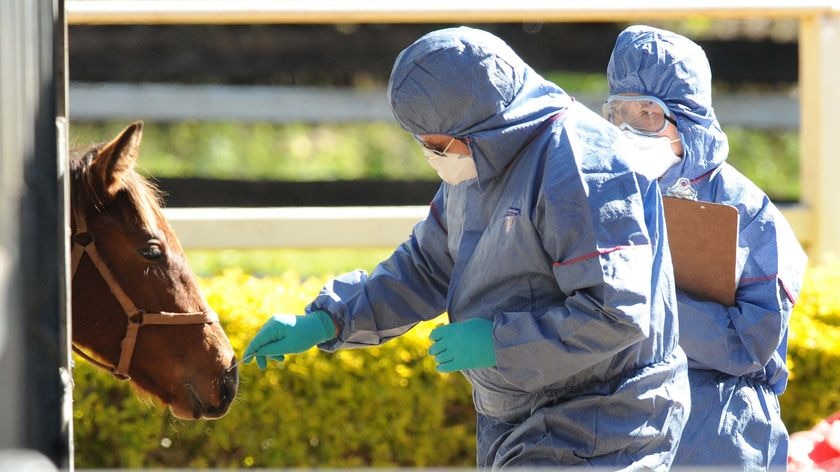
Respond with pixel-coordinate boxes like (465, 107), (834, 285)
(243, 310), (336, 370)
(428, 318), (496, 372)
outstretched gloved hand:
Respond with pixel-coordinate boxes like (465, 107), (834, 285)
(429, 317), (496, 372)
(244, 310), (336, 370)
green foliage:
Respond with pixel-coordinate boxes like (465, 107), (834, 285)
(782, 261), (840, 433)
(185, 247), (394, 279)
(543, 71), (610, 96)
(70, 121), (438, 181)
(187, 248), (394, 278)
(73, 269), (475, 468)
(724, 127), (800, 201)
(70, 118), (801, 202)
(72, 367), (171, 468)
(73, 256), (840, 467)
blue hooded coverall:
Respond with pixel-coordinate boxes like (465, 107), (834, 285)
(309, 27), (690, 469)
(608, 25), (808, 470)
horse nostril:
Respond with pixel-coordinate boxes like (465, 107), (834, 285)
(220, 368), (238, 404)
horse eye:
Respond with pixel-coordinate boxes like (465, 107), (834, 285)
(139, 240), (165, 262)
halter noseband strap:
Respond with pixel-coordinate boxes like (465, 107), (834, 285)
(70, 198), (217, 380)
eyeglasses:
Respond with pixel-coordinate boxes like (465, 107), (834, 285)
(414, 136), (456, 158)
(602, 95), (677, 136)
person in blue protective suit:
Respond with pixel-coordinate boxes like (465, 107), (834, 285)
(605, 25), (808, 470)
(244, 26), (690, 470)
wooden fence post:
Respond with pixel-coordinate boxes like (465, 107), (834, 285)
(799, 11), (840, 263)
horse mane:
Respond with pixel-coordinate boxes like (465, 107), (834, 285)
(70, 144), (165, 233)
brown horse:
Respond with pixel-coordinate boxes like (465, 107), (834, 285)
(70, 121), (237, 419)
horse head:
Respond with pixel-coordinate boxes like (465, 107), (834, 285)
(70, 121), (238, 419)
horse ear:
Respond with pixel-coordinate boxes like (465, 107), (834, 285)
(92, 121), (144, 199)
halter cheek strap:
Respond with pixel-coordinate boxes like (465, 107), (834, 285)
(71, 200), (217, 381)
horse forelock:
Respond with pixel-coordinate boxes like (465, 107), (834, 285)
(70, 146), (165, 235)
(124, 168), (166, 234)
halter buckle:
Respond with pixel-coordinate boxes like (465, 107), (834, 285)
(73, 232), (94, 246)
(111, 370), (130, 381)
(128, 309), (146, 324)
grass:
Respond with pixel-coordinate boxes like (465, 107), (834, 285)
(70, 118), (800, 202)
(68, 70), (801, 202)
(724, 126), (799, 202)
(69, 120), (438, 182)
(186, 247), (394, 278)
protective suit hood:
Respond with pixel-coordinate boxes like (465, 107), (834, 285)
(387, 26), (571, 187)
(607, 25), (728, 186)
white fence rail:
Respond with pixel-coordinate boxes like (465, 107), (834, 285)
(163, 206), (429, 249)
(162, 204), (811, 250)
(70, 82), (800, 129)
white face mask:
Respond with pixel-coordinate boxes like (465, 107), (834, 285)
(421, 146), (478, 185)
(621, 130), (681, 180)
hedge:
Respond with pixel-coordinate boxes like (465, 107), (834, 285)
(780, 261), (840, 433)
(74, 264), (840, 467)
(72, 269), (475, 468)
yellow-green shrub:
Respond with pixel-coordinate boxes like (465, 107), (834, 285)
(73, 269), (475, 468)
(73, 263), (840, 467)
(782, 261), (840, 433)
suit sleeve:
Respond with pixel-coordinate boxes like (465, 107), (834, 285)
(313, 189), (454, 351)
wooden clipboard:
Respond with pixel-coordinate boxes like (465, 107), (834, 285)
(662, 196), (740, 306)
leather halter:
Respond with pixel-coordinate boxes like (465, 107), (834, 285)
(70, 193), (218, 380)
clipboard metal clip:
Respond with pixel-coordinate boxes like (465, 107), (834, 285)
(665, 177), (698, 200)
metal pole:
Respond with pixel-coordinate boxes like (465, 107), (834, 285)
(0, 0), (71, 468)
